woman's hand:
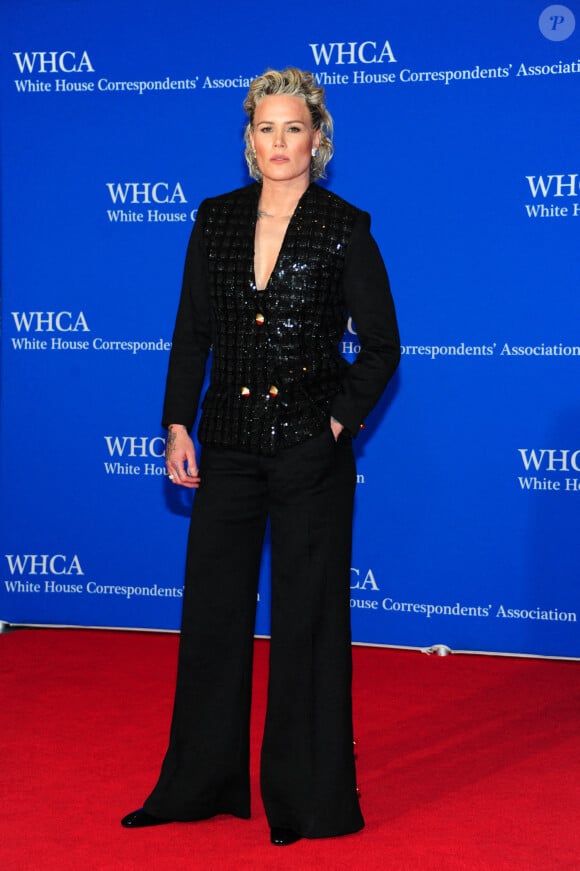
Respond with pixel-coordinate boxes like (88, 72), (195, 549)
(330, 416), (344, 442)
(165, 424), (200, 488)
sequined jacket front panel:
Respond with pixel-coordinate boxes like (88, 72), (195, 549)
(200, 183), (358, 454)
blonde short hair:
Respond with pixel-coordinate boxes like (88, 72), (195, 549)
(243, 67), (334, 181)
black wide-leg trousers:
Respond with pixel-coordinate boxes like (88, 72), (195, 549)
(143, 429), (364, 838)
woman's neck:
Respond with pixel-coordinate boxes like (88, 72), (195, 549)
(258, 178), (310, 219)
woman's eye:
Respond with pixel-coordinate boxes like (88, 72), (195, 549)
(288, 126), (301, 133)
(259, 126), (273, 133)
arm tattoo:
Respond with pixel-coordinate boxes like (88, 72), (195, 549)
(165, 429), (178, 460)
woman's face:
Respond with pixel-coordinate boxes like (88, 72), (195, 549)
(250, 94), (321, 186)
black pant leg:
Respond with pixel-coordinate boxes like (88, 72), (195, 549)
(144, 448), (267, 821)
(261, 431), (364, 838)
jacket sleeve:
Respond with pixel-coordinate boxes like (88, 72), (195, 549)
(161, 202), (212, 431)
(330, 211), (400, 435)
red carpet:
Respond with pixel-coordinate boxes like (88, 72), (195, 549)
(1, 629), (578, 870)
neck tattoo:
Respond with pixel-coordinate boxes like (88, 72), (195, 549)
(257, 207), (293, 220)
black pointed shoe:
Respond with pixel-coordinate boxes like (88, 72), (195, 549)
(270, 827), (302, 846)
(121, 808), (173, 828)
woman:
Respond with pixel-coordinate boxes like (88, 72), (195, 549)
(121, 67), (400, 846)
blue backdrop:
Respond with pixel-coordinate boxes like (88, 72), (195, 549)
(1, 0), (579, 657)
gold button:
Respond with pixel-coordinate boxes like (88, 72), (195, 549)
(241, 386), (250, 397)
(255, 313), (265, 325)
(268, 385), (279, 397)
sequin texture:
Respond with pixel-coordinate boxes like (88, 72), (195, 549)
(197, 183), (360, 455)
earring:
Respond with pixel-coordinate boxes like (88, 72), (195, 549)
(311, 148), (318, 157)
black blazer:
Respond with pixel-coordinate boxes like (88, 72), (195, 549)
(163, 183), (399, 455)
